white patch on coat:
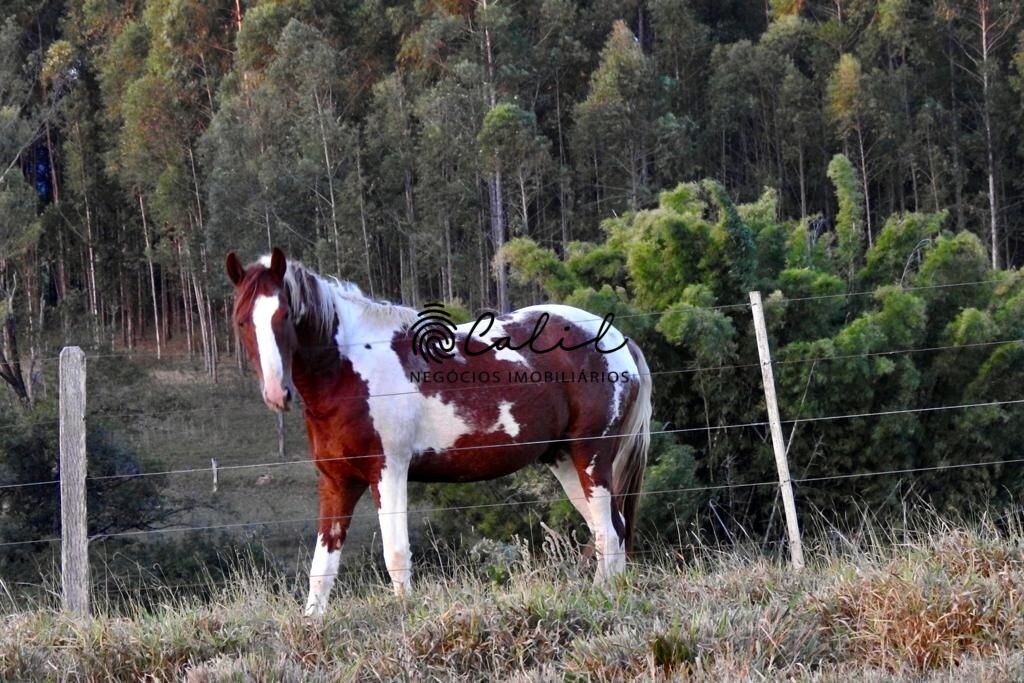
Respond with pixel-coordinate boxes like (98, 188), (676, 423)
(304, 533), (341, 617)
(253, 295), (284, 385)
(489, 401), (520, 438)
(412, 395), (474, 452)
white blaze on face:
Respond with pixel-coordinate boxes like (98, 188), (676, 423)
(253, 294), (286, 401)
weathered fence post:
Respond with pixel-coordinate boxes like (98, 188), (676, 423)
(277, 412), (286, 461)
(749, 292), (805, 569)
(59, 346), (90, 615)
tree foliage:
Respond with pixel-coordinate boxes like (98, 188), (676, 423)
(3, 0), (1024, 554)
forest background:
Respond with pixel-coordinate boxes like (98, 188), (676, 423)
(2, 0), (1024, 589)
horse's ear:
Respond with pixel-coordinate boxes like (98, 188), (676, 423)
(269, 247), (287, 283)
(225, 251), (245, 286)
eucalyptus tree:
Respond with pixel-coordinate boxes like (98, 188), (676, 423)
(0, 16), (51, 400)
(414, 67), (486, 306)
(827, 53), (875, 246)
(573, 20), (659, 232)
(947, 0), (1019, 269)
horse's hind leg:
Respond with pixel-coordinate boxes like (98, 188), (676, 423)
(567, 441), (626, 582)
(548, 453), (595, 536)
(305, 476), (367, 617)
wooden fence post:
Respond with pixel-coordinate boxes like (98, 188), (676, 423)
(749, 292), (805, 569)
(59, 346), (90, 616)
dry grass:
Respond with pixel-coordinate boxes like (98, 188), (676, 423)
(3, 522), (1024, 681)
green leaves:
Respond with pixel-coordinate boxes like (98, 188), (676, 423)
(656, 297), (737, 368)
(498, 237), (578, 299)
(827, 153), (864, 281)
(859, 211), (946, 287)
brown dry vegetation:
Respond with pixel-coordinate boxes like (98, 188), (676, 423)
(4, 523), (1024, 681)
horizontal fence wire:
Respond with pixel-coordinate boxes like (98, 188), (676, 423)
(25, 276), (1010, 364)
(71, 337), (1022, 422)
(3, 395), (1024, 497)
(0, 480), (782, 549)
(28, 396), (1024, 489)
(6, 442), (1024, 550)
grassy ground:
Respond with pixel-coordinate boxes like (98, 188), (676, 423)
(3, 522), (1024, 681)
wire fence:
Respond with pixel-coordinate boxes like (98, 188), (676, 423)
(23, 275), (1008, 365)
(2, 277), (1023, 602)
(2, 395), (1023, 550)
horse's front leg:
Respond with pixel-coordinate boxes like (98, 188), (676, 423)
(305, 475), (366, 617)
(373, 456), (412, 595)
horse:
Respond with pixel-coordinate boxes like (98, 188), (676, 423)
(225, 247), (653, 616)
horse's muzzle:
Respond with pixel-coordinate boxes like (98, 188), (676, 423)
(263, 386), (292, 412)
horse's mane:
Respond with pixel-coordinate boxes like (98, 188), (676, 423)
(260, 255), (418, 336)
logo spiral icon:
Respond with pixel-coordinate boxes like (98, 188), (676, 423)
(411, 303), (458, 363)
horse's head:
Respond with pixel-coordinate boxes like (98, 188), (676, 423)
(226, 247), (297, 412)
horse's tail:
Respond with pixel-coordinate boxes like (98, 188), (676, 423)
(612, 340), (653, 556)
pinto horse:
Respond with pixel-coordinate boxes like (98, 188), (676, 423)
(226, 248), (652, 616)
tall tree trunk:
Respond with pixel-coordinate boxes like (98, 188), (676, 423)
(555, 75), (570, 254)
(178, 242), (194, 356)
(138, 193), (162, 360)
(856, 126), (873, 247)
(314, 90), (342, 274)
(981, 65), (999, 268)
(0, 294), (29, 402)
(518, 170), (529, 236)
(480, 0), (508, 311)
(207, 294), (218, 383)
(973, 0), (1001, 268)
(200, 244), (218, 381)
(192, 269), (210, 375)
(161, 266), (169, 344)
(403, 166), (419, 306)
(444, 212), (454, 302)
(74, 123), (99, 339)
(487, 173), (508, 311)
(925, 121), (941, 211)
(797, 143), (807, 220)
(355, 143), (374, 296)
(946, 23), (965, 231)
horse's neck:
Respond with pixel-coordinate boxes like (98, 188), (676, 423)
(291, 296), (398, 394)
